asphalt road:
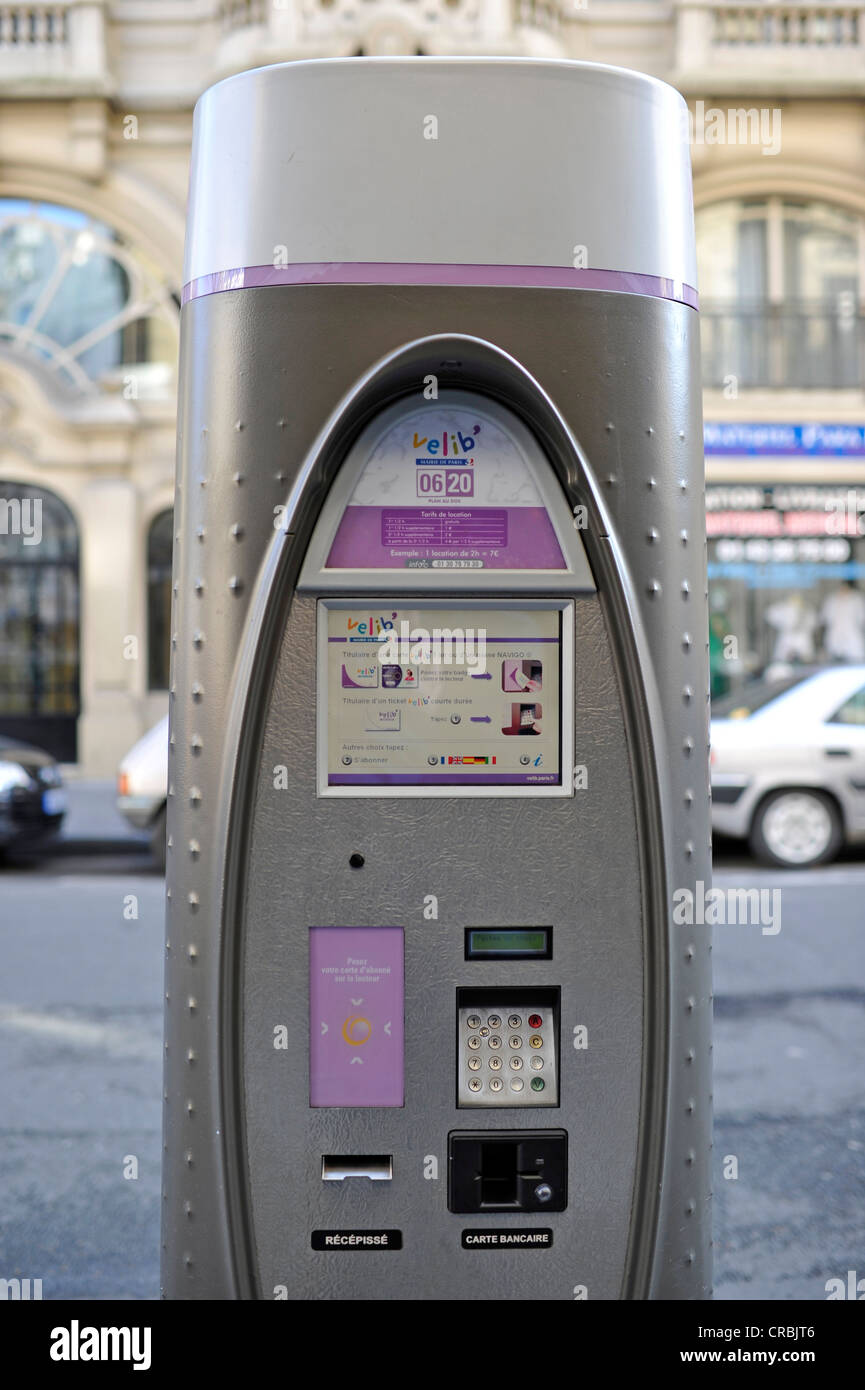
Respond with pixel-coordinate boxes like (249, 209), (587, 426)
(0, 846), (862, 1301)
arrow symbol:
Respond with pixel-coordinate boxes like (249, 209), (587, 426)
(350, 1057), (363, 1065)
(471, 672), (492, 680)
(384, 1022), (392, 1036)
(470, 715), (491, 723)
(350, 997), (363, 1005)
(320, 1023), (328, 1035)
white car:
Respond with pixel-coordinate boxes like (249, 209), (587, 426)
(117, 715), (168, 869)
(711, 665), (865, 868)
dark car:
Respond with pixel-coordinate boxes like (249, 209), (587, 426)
(0, 736), (66, 853)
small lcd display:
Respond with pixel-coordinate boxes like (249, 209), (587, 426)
(465, 929), (552, 960)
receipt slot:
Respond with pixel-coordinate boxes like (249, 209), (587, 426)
(163, 58), (711, 1300)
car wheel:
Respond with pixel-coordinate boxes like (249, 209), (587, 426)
(150, 805), (167, 872)
(749, 789), (843, 869)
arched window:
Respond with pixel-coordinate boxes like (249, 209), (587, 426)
(0, 481), (79, 760)
(147, 509), (173, 691)
(696, 197), (863, 388)
(0, 199), (178, 397)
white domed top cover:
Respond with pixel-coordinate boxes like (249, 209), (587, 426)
(183, 57), (696, 307)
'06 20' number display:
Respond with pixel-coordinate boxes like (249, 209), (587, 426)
(417, 469), (474, 497)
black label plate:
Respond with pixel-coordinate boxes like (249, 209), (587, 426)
(462, 1228), (553, 1249)
(312, 1229), (402, 1251)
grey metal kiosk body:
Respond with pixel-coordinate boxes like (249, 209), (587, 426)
(164, 58), (712, 1300)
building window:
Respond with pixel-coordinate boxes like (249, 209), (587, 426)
(147, 510), (173, 692)
(697, 197), (863, 389)
(0, 198), (178, 398)
(0, 481), (79, 760)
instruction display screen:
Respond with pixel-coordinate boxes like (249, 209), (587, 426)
(319, 602), (570, 793)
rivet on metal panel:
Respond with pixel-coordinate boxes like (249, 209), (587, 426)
(682, 632), (692, 650)
(191, 683), (204, 701)
(647, 581), (661, 598)
(647, 528), (659, 544)
(187, 997), (197, 1013)
(683, 736), (695, 755)
(681, 581), (690, 598)
(187, 892), (199, 910)
(233, 472), (244, 485)
(187, 944), (198, 961)
(194, 578), (205, 595)
(192, 630), (205, 648)
(230, 523), (244, 540)
(683, 686), (693, 703)
(228, 576), (244, 593)
(196, 527), (205, 541)
(188, 840), (200, 859)
(190, 735), (203, 754)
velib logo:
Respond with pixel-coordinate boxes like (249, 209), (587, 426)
(414, 425), (480, 462)
(347, 612), (397, 640)
(50, 1321), (151, 1371)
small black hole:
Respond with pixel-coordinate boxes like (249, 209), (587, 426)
(349, 853), (365, 869)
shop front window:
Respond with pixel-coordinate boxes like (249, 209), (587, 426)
(707, 484), (865, 696)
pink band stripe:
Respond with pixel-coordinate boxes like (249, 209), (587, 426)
(181, 262), (698, 309)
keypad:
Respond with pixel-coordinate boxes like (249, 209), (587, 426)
(457, 1002), (558, 1107)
